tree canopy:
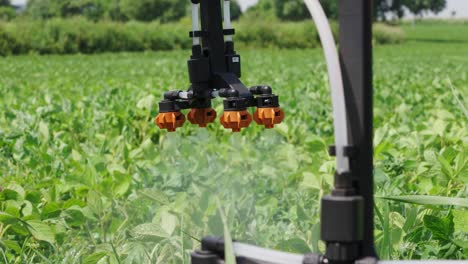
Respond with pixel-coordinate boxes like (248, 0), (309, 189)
(246, 0), (447, 21)
(21, 0), (447, 22)
(402, 0), (446, 17)
(25, 0), (243, 22)
(230, 0), (242, 21)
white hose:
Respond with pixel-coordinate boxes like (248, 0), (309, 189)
(233, 242), (304, 264)
(304, 0), (350, 173)
(192, 3), (200, 46)
(224, 0), (233, 42)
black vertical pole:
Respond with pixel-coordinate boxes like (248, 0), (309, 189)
(338, 0), (376, 258)
(199, 0), (227, 72)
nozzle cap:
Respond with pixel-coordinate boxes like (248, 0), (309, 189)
(220, 110), (252, 132)
(188, 108), (217, 128)
(155, 111), (186, 132)
(253, 107), (284, 129)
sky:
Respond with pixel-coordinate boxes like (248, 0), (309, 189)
(9, 0), (468, 18)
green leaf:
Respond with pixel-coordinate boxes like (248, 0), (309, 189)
(25, 190), (42, 204)
(1, 240), (21, 253)
(27, 220), (56, 244)
(41, 202), (62, 219)
(0, 211), (19, 225)
(453, 239), (468, 249)
(3, 183), (25, 201)
(277, 238), (311, 254)
(160, 210), (177, 236)
(453, 210), (468, 233)
(305, 135), (326, 152)
(217, 201), (236, 264)
(139, 189), (169, 205)
(130, 223), (169, 241)
(87, 190), (103, 217)
(136, 94), (156, 111)
(113, 171), (131, 197)
(423, 214), (454, 242)
(83, 252), (108, 264)
(379, 195), (468, 208)
(208, 210), (224, 236)
(300, 172), (321, 190)
(63, 206), (86, 227)
(38, 121), (50, 143)
(437, 154), (454, 178)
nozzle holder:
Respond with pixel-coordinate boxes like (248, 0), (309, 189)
(158, 100), (180, 113)
(255, 95), (280, 109)
(223, 97), (248, 111)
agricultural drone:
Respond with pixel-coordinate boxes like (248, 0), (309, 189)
(155, 0), (284, 132)
(155, 0), (465, 264)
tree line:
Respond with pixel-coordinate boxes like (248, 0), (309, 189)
(0, 0), (447, 22)
(0, 0), (242, 22)
(247, 0), (447, 21)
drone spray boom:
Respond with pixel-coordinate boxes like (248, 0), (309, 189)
(155, 0), (284, 132)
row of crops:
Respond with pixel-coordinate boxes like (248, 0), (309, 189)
(0, 18), (405, 56)
(0, 23), (467, 263)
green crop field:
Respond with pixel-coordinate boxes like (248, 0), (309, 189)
(0, 23), (467, 263)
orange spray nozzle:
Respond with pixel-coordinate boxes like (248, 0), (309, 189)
(155, 111), (186, 132)
(253, 107), (284, 129)
(220, 110), (253, 132)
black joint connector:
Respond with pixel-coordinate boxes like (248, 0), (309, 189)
(159, 100), (178, 113)
(201, 237), (225, 256)
(325, 243), (360, 262)
(224, 97), (247, 111)
(187, 90), (194, 99)
(256, 95), (279, 108)
(249, 85), (272, 95)
(223, 29), (235, 36)
(321, 195), (364, 243)
(344, 146), (358, 158)
(164, 91), (182, 100)
(333, 171), (355, 195)
(191, 250), (220, 264)
(191, 0), (200, 4)
(328, 145), (358, 158)
(219, 88), (239, 98)
(192, 45), (203, 57)
(225, 41), (235, 54)
(190, 31), (208, 38)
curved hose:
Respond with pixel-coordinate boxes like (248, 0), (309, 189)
(304, 0), (350, 173)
